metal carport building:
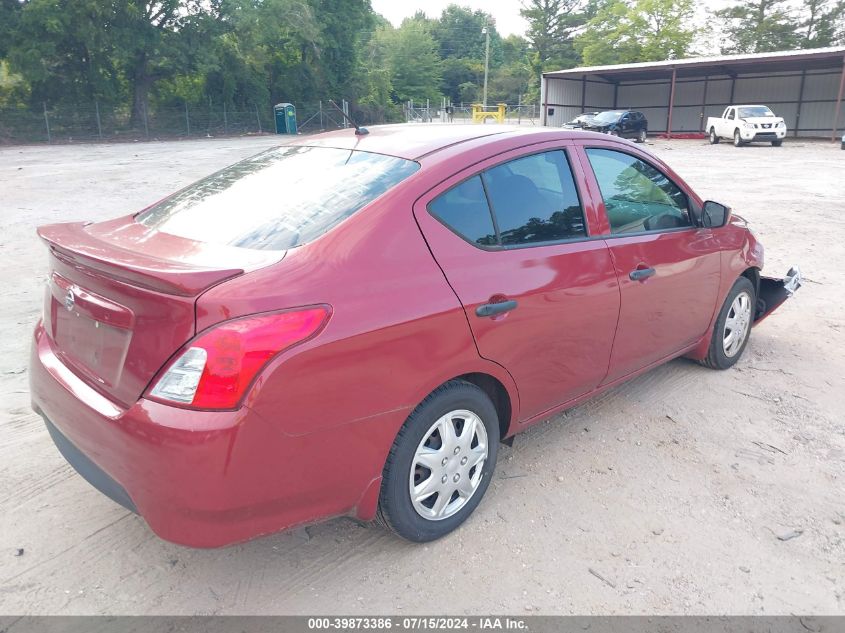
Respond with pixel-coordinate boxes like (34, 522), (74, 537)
(541, 46), (845, 139)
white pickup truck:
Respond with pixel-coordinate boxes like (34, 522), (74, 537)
(707, 105), (787, 147)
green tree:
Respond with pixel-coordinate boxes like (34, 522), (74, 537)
(368, 21), (442, 104)
(6, 0), (125, 106)
(520, 0), (589, 101)
(797, 0), (845, 48)
(431, 5), (502, 65)
(576, 0), (697, 65)
(713, 0), (797, 53)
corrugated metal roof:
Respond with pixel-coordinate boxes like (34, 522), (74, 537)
(544, 46), (845, 81)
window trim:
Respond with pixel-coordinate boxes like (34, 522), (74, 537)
(582, 145), (694, 237)
(425, 147), (591, 252)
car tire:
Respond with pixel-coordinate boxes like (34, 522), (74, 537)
(709, 128), (719, 144)
(733, 129), (744, 147)
(637, 129), (647, 143)
(699, 276), (756, 370)
(608, 129), (619, 136)
(377, 380), (499, 542)
(772, 140), (783, 147)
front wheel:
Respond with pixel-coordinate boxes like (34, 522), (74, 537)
(733, 129), (744, 147)
(772, 140), (783, 147)
(700, 276), (756, 370)
(709, 128), (720, 144)
(377, 380), (499, 542)
(637, 128), (647, 143)
(608, 129), (619, 136)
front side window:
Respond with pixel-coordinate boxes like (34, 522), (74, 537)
(138, 146), (419, 251)
(727, 109), (735, 120)
(585, 148), (691, 234)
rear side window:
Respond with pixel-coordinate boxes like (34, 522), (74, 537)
(428, 150), (586, 249)
(428, 176), (498, 246)
(585, 148), (691, 234)
(484, 151), (586, 246)
(137, 146), (419, 251)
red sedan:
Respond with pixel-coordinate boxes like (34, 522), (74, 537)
(30, 126), (800, 547)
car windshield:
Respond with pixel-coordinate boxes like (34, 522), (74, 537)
(569, 114), (596, 124)
(137, 146), (419, 251)
(593, 111), (624, 124)
(738, 106), (775, 118)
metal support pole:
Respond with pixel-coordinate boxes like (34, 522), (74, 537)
(613, 83), (618, 109)
(541, 76), (547, 126)
(142, 101), (149, 139)
(43, 102), (51, 143)
(699, 76), (709, 133)
(581, 76), (586, 112)
(794, 70), (806, 138)
(666, 68), (677, 138)
(223, 101), (228, 134)
(185, 101), (190, 134)
(831, 55), (845, 141)
(255, 105), (262, 133)
(482, 24), (490, 108)
(319, 101), (323, 130)
(729, 76), (736, 104)
(95, 101), (103, 139)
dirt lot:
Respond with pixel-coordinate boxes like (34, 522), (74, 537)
(1, 132), (843, 616)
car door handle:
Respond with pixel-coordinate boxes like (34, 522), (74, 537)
(476, 300), (518, 318)
(629, 267), (656, 281)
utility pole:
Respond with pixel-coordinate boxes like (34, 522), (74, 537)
(482, 23), (490, 108)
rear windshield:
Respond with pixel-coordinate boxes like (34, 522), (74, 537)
(137, 146), (419, 251)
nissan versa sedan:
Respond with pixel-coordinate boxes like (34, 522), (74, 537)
(30, 125), (801, 547)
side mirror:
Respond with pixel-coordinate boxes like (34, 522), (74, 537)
(702, 201), (730, 228)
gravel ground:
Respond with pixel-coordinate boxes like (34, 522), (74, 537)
(0, 132), (843, 615)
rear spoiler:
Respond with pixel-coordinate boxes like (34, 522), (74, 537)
(37, 222), (243, 297)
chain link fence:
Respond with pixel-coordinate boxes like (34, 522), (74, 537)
(0, 100), (364, 145)
(0, 99), (540, 145)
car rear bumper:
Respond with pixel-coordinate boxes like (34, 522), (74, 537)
(30, 322), (390, 547)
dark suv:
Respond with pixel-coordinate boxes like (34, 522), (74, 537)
(585, 110), (648, 143)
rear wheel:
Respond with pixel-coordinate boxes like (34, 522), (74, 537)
(700, 277), (755, 370)
(377, 380), (499, 542)
(709, 128), (720, 144)
(733, 129), (744, 147)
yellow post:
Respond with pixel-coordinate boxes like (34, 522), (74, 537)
(497, 103), (506, 123)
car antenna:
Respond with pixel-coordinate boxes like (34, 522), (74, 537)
(329, 100), (368, 135)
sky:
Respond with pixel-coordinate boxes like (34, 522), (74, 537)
(370, 0), (529, 37)
(369, 0), (731, 38)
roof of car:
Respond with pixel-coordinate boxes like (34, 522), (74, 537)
(285, 124), (575, 160)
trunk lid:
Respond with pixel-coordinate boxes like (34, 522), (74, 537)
(38, 217), (283, 407)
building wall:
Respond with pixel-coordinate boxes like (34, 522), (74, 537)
(543, 67), (844, 137)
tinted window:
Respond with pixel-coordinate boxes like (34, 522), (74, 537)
(727, 109), (735, 120)
(428, 176), (498, 246)
(585, 149), (691, 234)
(138, 146), (419, 251)
(483, 151), (586, 246)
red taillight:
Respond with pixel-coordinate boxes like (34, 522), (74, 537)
(148, 306), (330, 410)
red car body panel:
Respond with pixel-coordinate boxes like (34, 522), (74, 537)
(30, 126), (776, 547)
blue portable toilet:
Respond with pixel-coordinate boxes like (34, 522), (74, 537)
(274, 103), (297, 134)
